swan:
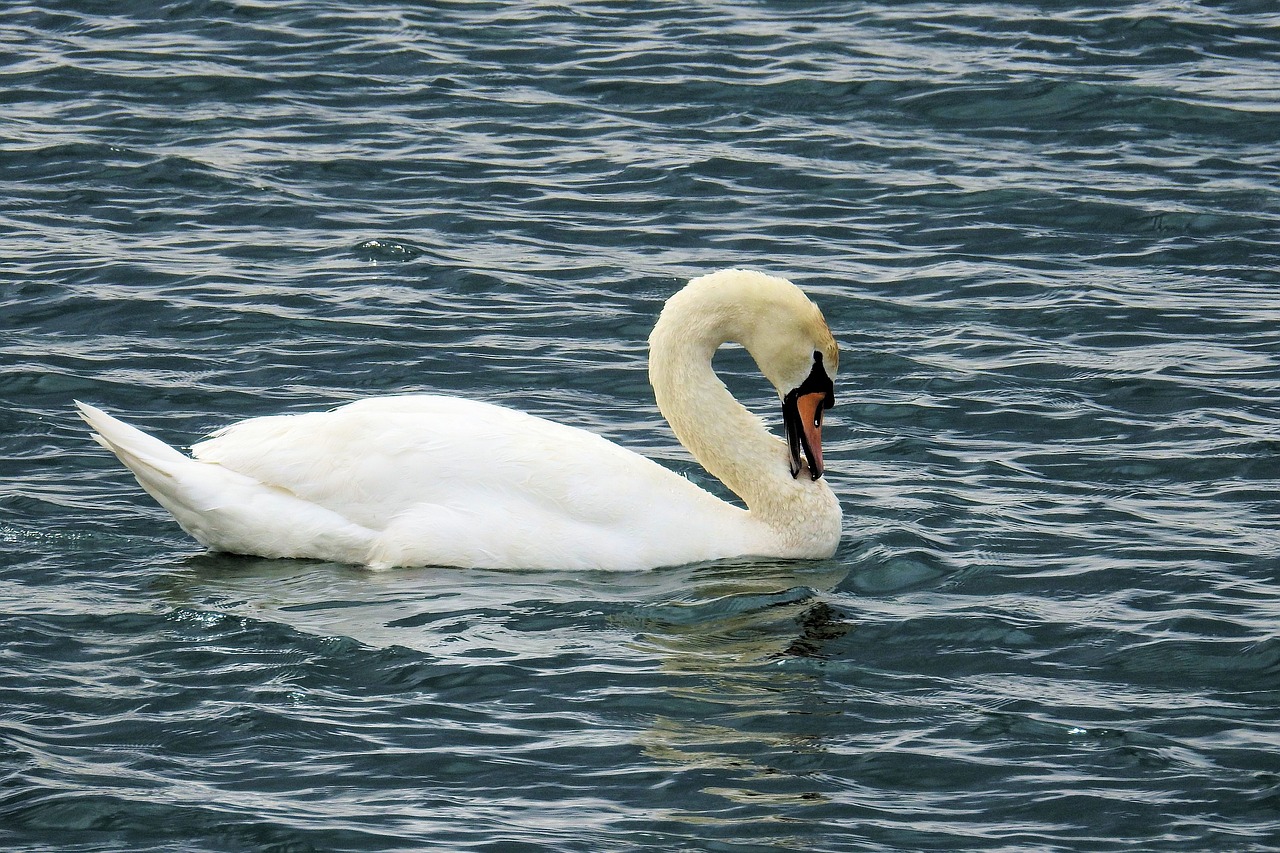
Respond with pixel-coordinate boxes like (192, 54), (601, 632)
(77, 269), (842, 571)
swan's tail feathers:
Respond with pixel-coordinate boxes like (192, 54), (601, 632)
(75, 400), (228, 545)
(75, 402), (377, 563)
(76, 401), (193, 490)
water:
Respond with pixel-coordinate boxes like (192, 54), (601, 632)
(3, 1), (1279, 850)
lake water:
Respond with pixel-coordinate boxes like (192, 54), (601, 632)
(3, 2), (1279, 851)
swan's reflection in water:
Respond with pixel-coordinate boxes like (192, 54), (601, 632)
(617, 563), (852, 812)
(155, 553), (855, 819)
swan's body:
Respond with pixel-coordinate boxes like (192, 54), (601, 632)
(78, 270), (842, 571)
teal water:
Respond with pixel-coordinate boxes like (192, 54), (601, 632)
(3, 2), (1279, 851)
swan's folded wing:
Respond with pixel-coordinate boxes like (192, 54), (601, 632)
(190, 394), (763, 569)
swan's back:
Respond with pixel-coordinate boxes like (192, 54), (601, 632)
(193, 395), (763, 570)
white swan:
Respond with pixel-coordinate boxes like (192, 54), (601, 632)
(77, 269), (842, 571)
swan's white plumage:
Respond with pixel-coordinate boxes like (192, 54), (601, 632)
(78, 269), (842, 571)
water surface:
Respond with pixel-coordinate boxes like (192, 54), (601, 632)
(2, 2), (1279, 851)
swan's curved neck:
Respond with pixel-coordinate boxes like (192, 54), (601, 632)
(648, 298), (798, 524)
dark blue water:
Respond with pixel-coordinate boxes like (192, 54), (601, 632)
(3, 2), (1279, 851)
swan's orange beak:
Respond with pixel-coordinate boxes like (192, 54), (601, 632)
(794, 391), (826, 479)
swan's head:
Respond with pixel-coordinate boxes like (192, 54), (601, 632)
(679, 269), (839, 481)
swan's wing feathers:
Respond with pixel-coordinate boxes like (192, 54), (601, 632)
(189, 394), (747, 566)
(191, 397), (546, 525)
